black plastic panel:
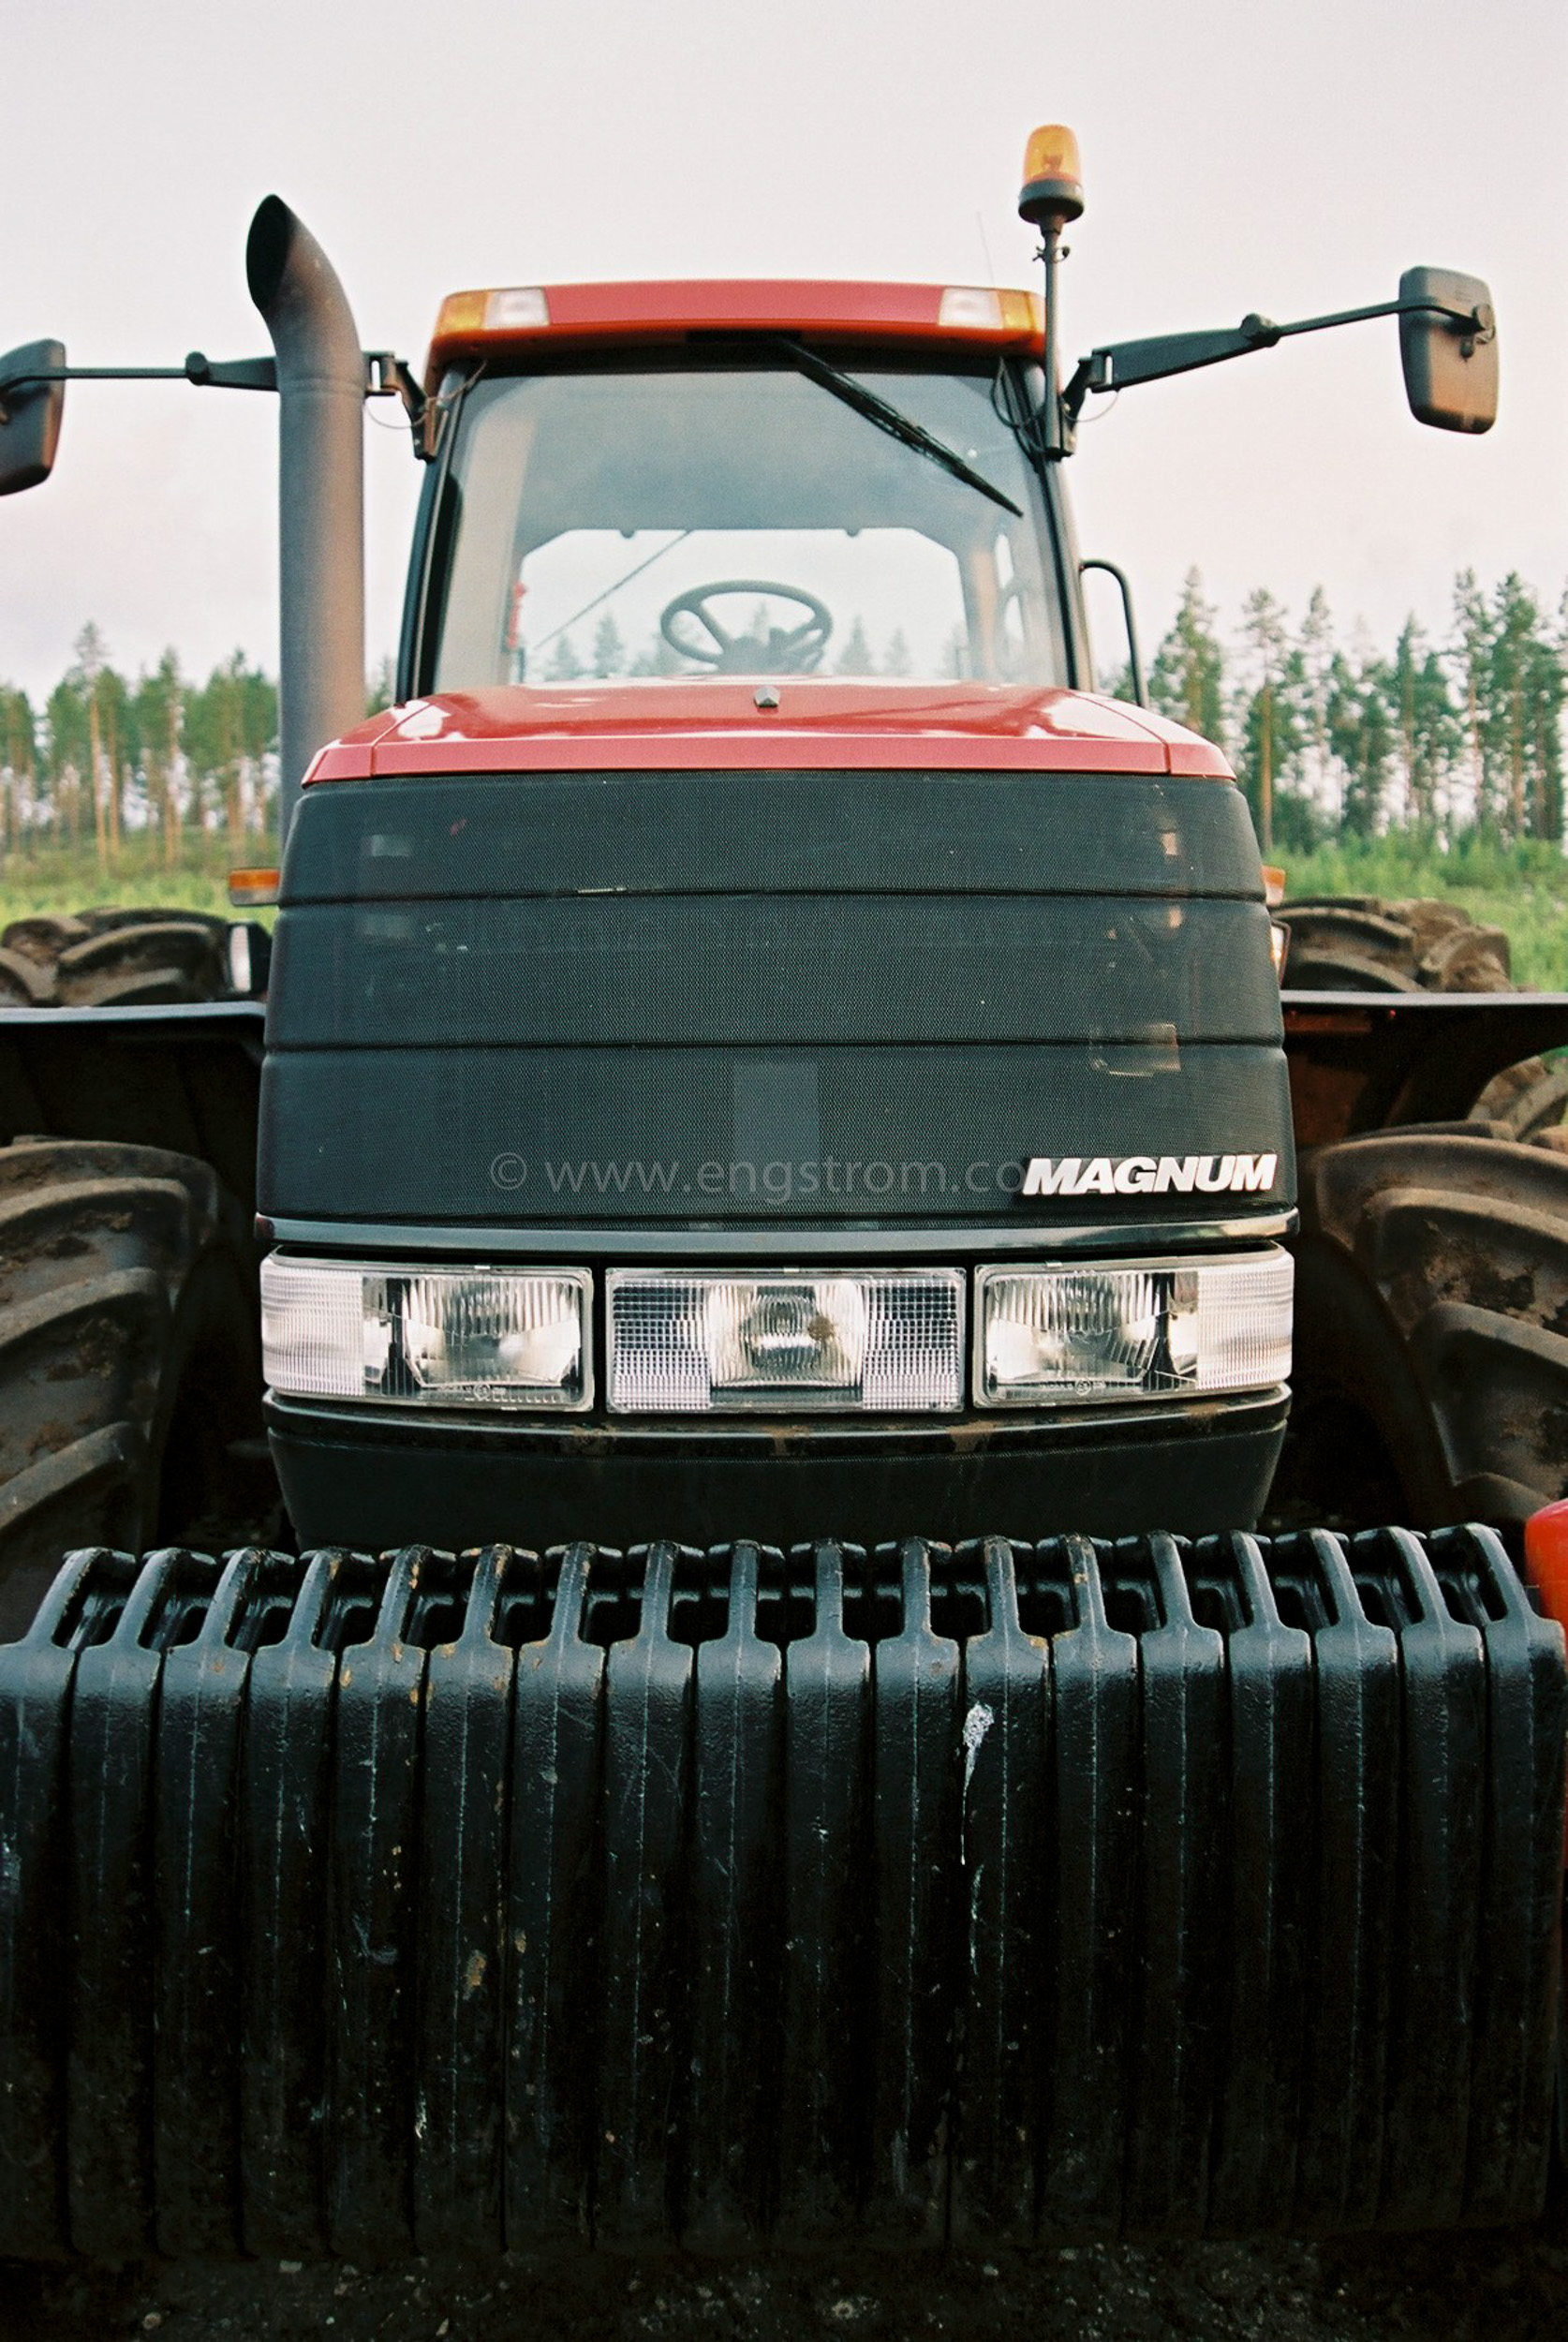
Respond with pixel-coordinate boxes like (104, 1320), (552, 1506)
(279, 770), (1264, 905)
(269, 895), (1280, 1049)
(262, 765), (1290, 1229)
(259, 1042), (1294, 1223)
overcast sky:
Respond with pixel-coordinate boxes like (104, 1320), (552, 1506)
(3, 0), (1564, 703)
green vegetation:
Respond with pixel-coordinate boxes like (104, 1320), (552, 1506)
(0, 632), (394, 926)
(1137, 566), (1568, 988)
(0, 839), (272, 927)
(1280, 834), (1568, 991)
(2, 630), (278, 880)
(1150, 569), (1567, 858)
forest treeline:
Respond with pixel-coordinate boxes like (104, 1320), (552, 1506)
(1142, 568), (1566, 855)
(0, 627), (288, 872)
(1, 571), (1562, 872)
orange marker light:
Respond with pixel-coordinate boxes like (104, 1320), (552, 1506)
(1525, 1500), (1568, 1642)
(1019, 124), (1085, 230)
(998, 289), (1043, 338)
(434, 289), (488, 342)
(228, 867), (280, 908)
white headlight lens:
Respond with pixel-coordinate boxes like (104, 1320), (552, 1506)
(261, 1256), (590, 1409)
(483, 286), (551, 330)
(607, 1269), (964, 1413)
(938, 286), (1005, 331)
(977, 1249), (1292, 1406)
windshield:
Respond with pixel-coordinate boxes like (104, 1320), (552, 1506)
(428, 355), (1068, 690)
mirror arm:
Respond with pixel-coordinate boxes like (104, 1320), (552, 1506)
(0, 362), (179, 422)
(1064, 292), (1493, 419)
(0, 348), (425, 435)
(184, 354), (279, 390)
(362, 351), (429, 457)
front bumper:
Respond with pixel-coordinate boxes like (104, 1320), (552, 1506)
(267, 1384), (1289, 1551)
(4, 1526), (1560, 2258)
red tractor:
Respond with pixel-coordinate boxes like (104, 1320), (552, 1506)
(0, 126), (1564, 2259)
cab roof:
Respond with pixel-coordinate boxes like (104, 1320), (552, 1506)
(424, 280), (1044, 390)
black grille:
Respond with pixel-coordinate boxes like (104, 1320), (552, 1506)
(279, 769), (1264, 904)
(262, 767), (1290, 1226)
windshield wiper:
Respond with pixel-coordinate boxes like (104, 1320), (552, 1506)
(769, 335), (1023, 518)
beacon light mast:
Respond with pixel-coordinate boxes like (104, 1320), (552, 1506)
(1016, 120), (1498, 461)
(1017, 122), (1086, 461)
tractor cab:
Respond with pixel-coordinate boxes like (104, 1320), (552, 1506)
(402, 282), (1086, 700)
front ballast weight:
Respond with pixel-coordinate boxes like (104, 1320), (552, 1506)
(0, 1527), (1562, 2262)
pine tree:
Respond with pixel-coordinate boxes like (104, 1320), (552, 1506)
(68, 624), (111, 874)
(0, 688), (37, 858)
(96, 662), (132, 865)
(134, 654), (183, 866)
(1450, 570), (1494, 832)
(184, 654), (269, 861)
(1445, 571), (1565, 843)
(1387, 618), (1457, 832)
(836, 616), (874, 675)
(235, 656), (278, 841)
(46, 672), (88, 851)
(1488, 573), (1563, 843)
(1298, 586), (1336, 818)
(1270, 645), (1313, 844)
(1234, 589), (1297, 854)
(546, 633), (584, 681)
(1148, 570), (1225, 745)
(882, 629), (911, 677)
(591, 615), (627, 679)
(1329, 641), (1394, 840)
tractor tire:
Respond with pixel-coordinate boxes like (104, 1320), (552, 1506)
(1283, 1125), (1568, 1528)
(1278, 894), (1568, 1146)
(0, 907), (231, 1007)
(1278, 893), (1513, 993)
(0, 1138), (263, 1640)
(1471, 1057), (1568, 1146)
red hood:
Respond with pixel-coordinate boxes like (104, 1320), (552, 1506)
(307, 681), (1232, 782)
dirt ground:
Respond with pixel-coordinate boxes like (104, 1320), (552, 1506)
(6, 2227), (1568, 2342)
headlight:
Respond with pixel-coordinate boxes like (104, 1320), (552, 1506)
(976, 1249), (1292, 1406)
(607, 1268), (964, 1413)
(261, 1256), (591, 1409)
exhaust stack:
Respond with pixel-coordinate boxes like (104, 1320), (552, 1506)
(246, 196), (364, 844)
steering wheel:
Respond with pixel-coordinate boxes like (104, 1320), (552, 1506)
(659, 580), (834, 674)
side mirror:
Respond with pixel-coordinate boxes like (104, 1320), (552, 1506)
(1399, 268), (1497, 434)
(0, 341), (66, 494)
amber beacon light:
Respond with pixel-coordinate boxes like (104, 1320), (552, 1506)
(1016, 123), (1083, 461)
(1018, 124), (1085, 231)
